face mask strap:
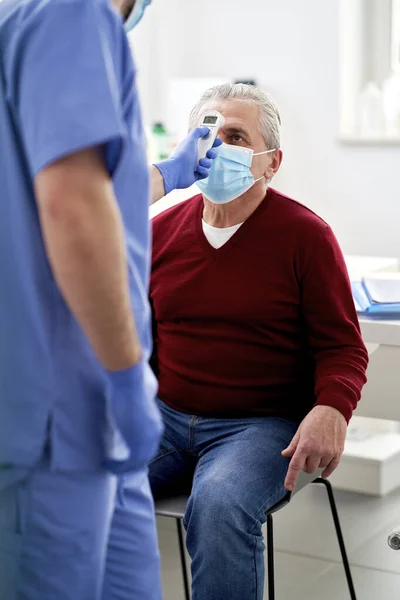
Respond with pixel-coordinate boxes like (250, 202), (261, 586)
(252, 149), (277, 184)
(254, 175), (267, 184)
(253, 148), (277, 157)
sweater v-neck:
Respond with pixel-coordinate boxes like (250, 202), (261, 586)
(195, 191), (271, 260)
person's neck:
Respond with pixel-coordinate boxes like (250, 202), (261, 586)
(202, 182), (268, 228)
(112, 0), (130, 18)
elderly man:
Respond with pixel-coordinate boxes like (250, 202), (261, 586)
(147, 83), (368, 600)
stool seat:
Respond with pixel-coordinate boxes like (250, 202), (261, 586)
(155, 495), (189, 519)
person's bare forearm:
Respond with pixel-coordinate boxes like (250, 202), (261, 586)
(150, 165), (166, 205)
(35, 148), (141, 372)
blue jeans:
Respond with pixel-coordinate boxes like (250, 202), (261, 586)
(149, 399), (299, 600)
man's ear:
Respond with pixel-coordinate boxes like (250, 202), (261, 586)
(264, 149), (283, 180)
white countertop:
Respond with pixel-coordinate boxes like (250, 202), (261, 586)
(359, 318), (400, 347)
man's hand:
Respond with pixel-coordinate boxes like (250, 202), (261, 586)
(281, 405), (347, 492)
(153, 127), (222, 196)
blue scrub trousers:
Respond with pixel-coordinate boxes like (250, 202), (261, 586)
(0, 458), (161, 600)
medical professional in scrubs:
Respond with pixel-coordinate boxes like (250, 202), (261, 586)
(0, 0), (220, 598)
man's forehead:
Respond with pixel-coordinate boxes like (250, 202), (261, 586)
(198, 99), (259, 131)
(201, 99), (258, 124)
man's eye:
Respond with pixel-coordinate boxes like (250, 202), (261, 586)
(231, 134), (243, 143)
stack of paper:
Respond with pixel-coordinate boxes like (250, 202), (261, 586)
(363, 272), (400, 303)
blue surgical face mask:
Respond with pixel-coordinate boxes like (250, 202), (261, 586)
(196, 143), (276, 204)
(124, 0), (151, 32)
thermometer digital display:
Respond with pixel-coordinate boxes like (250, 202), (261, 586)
(197, 110), (225, 165)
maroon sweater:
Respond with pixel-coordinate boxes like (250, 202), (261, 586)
(150, 189), (368, 423)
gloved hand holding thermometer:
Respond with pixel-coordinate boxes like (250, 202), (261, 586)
(154, 111), (225, 194)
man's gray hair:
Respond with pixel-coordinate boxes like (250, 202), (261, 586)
(189, 83), (281, 149)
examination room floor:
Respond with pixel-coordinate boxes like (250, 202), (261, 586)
(157, 483), (400, 599)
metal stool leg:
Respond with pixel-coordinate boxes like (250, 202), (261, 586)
(267, 513), (275, 600)
(316, 478), (357, 600)
(176, 518), (190, 600)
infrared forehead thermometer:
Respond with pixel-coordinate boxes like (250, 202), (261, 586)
(197, 110), (225, 164)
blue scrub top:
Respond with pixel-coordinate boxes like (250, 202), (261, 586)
(0, 0), (155, 471)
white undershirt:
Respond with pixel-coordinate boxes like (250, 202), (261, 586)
(202, 219), (244, 249)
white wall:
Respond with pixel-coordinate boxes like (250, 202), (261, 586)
(132, 0), (400, 257)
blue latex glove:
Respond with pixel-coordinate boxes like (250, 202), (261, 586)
(103, 361), (164, 474)
(154, 127), (223, 195)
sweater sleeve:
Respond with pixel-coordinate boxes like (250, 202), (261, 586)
(299, 223), (368, 423)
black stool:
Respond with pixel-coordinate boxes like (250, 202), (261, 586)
(155, 471), (357, 600)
